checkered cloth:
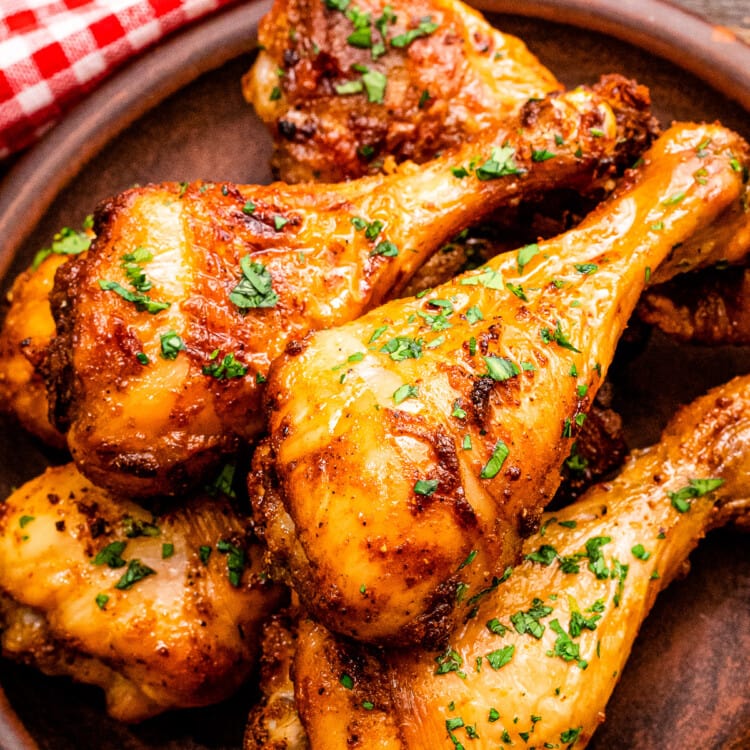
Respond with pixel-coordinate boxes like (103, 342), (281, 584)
(0, 0), (240, 160)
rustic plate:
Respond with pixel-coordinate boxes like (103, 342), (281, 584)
(1, 1), (750, 748)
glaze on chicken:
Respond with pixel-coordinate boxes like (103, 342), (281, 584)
(0, 463), (286, 721)
(47, 76), (654, 499)
(244, 0), (561, 182)
(253, 123), (750, 646)
(246, 373), (750, 749)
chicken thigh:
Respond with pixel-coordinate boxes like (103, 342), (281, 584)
(245, 0), (561, 182)
(0, 463), (286, 721)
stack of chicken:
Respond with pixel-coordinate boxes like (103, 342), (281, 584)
(0, 0), (748, 746)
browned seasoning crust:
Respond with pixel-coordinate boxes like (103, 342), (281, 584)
(0, 462), (287, 721)
(246, 373), (750, 750)
(244, 0), (561, 182)
(639, 265), (750, 344)
(46, 76), (655, 499)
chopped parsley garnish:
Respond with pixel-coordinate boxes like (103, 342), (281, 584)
(462, 435), (472, 450)
(242, 200), (255, 214)
(460, 266), (504, 289)
(510, 598), (553, 638)
(364, 219), (384, 239)
(92, 541), (127, 568)
(532, 148), (556, 162)
(668, 477), (724, 512)
(19, 515), (35, 529)
(662, 191), (686, 205)
(541, 320), (580, 352)
(434, 647), (466, 678)
(98, 280), (170, 314)
(485, 645), (515, 670)
(369, 324), (388, 343)
(32, 221), (93, 270)
(574, 263), (598, 275)
(123, 516), (160, 538)
(480, 440), (509, 479)
(414, 479), (438, 496)
(459, 549), (477, 569)
(548, 619), (586, 668)
(561, 726), (582, 746)
(339, 673), (354, 690)
(160, 330), (185, 359)
(612, 559), (628, 607)
(393, 383), (418, 404)
(95, 593), (109, 610)
(486, 618), (507, 635)
(121, 247), (153, 291)
(451, 400), (467, 419)
(465, 305), (483, 323)
(162, 543), (175, 559)
(230, 256), (279, 309)
(475, 145), (522, 180)
(506, 281), (528, 301)
(484, 356), (520, 381)
(269, 86), (281, 100)
(370, 240), (398, 256)
(273, 215), (288, 230)
(391, 17), (439, 47)
(362, 68), (387, 103)
(136, 351), (149, 365)
(335, 80), (364, 95)
(199, 545), (212, 564)
(380, 336), (422, 361)
(488, 708), (500, 722)
(526, 544), (558, 565)
(362, 700), (374, 710)
(631, 544), (651, 560)
(114, 559), (156, 590)
(202, 352), (247, 379)
(217, 539), (246, 587)
(206, 462), (238, 499)
(568, 609), (601, 636)
(585, 536), (612, 579)
(517, 243), (539, 274)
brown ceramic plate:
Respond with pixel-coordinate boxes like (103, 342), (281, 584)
(1, 1), (750, 748)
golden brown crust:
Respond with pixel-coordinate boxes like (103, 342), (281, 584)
(0, 254), (69, 447)
(0, 463), (287, 721)
(48, 78), (654, 498)
(254, 123), (750, 645)
(273, 373), (750, 749)
(244, 0), (562, 182)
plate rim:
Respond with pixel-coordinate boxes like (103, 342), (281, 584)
(1, 1), (749, 748)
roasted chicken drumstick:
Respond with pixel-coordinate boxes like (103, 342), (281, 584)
(0, 463), (286, 721)
(245, 0), (561, 182)
(47, 76), (653, 499)
(253, 122), (750, 646)
(246, 372), (750, 750)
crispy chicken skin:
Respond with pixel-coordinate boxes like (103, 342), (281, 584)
(246, 373), (750, 750)
(0, 253), (69, 447)
(244, 0), (561, 183)
(47, 76), (654, 499)
(253, 122), (750, 646)
(0, 463), (286, 721)
(639, 265), (750, 344)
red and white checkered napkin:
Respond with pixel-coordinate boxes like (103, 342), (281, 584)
(0, 0), (239, 160)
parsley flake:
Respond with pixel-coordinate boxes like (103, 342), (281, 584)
(230, 256), (278, 309)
